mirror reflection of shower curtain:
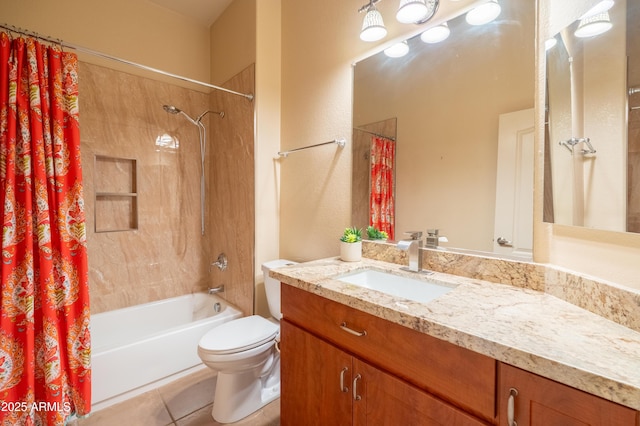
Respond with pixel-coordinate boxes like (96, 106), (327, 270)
(369, 136), (395, 240)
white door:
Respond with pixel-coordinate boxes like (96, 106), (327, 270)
(493, 108), (534, 257)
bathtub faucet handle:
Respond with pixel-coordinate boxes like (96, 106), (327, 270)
(210, 253), (228, 272)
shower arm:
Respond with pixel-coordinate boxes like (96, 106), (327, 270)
(163, 105), (224, 236)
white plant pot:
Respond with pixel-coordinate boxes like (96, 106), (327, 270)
(340, 241), (362, 262)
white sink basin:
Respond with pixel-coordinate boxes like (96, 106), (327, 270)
(336, 269), (455, 304)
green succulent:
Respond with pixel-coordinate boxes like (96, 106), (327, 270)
(366, 226), (388, 240)
(340, 227), (362, 243)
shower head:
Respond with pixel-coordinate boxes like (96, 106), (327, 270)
(163, 104), (198, 125)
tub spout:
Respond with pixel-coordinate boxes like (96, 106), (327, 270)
(208, 285), (225, 294)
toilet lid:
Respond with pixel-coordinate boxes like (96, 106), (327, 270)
(198, 315), (278, 354)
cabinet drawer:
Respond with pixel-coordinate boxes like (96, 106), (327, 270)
(282, 284), (496, 422)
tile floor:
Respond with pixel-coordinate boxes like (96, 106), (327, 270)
(70, 369), (280, 426)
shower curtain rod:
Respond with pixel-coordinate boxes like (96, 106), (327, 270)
(354, 127), (396, 141)
(278, 138), (346, 158)
(0, 23), (254, 101)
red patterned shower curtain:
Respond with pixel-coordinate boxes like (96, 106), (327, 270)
(369, 136), (395, 240)
(0, 32), (91, 425)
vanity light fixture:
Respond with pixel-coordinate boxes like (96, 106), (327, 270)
(384, 41), (410, 57)
(396, 0), (429, 23)
(580, 0), (614, 19)
(574, 12), (612, 38)
(420, 22), (450, 43)
(360, 1), (388, 42)
(465, 0), (501, 26)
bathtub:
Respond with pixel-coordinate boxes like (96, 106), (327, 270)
(91, 293), (242, 410)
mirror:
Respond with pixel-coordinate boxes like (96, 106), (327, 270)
(352, 0), (535, 257)
(544, 0), (640, 233)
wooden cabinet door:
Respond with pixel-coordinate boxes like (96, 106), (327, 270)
(498, 363), (639, 426)
(280, 320), (353, 426)
(353, 358), (491, 426)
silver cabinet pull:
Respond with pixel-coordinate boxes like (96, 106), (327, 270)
(339, 367), (349, 393)
(352, 374), (362, 401)
(340, 322), (367, 337)
(507, 387), (518, 426)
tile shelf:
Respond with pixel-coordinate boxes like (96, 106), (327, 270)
(94, 155), (138, 233)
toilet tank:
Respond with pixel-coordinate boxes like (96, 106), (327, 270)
(261, 259), (297, 320)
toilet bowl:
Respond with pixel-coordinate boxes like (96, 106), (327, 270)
(197, 259), (296, 423)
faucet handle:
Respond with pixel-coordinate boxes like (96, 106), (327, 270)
(404, 231), (423, 240)
(427, 229), (439, 236)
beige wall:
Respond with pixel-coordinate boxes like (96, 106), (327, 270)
(536, 0), (640, 288)
(208, 0), (284, 316)
(210, 0), (257, 85)
(254, 0), (283, 316)
(279, 0), (478, 262)
(0, 0), (211, 84)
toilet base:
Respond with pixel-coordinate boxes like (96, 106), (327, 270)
(211, 356), (280, 423)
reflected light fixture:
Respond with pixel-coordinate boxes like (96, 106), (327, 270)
(360, 3), (388, 42)
(574, 12), (612, 38)
(396, 0), (429, 24)
(420, 22), (450, 43)
(384, 41), (410, 57)
(580, 0), (614, 19)
(465, 0), (501, 26)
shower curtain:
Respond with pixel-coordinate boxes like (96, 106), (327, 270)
(369, 136), (395, 240)
(0, 32), (91, 425)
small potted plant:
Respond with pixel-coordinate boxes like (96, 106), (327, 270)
(339, 227), (363, 262)
(366, 226), (388, 241)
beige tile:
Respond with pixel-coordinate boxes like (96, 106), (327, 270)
(175, 402), (279, 426)
(261, 400), (280, 426)
(160, 369), (217, 420)
(78, 390), (173, 426)
(175, 404), (216, 426)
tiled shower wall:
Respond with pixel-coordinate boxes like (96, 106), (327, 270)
(80, 62), (255, 315)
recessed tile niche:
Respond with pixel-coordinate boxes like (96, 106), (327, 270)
(94, 155), (138, 233)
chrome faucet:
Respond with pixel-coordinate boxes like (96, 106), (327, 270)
(426, 229), (439, 248)
(397, 231), (423, 272)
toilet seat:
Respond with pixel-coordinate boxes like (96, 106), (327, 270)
(198, 315), (278, 355)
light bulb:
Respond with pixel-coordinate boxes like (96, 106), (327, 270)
(420, 22), (450, 43)
(465, 0), (501, 26)
(384, 41), (409, 58)
(396, 0), (429, 24)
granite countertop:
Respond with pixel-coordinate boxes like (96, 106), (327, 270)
(270, 257), (640, 411)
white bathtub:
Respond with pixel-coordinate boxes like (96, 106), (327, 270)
(91, 293), (242, 410)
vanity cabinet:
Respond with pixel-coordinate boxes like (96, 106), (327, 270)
(497, 363), (639, 426)
(281, 320), (489, 425)
(280, 285), (496, 425)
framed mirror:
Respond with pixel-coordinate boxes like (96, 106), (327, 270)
(544, 0), (640, 233)
(352, 0), (535, 258)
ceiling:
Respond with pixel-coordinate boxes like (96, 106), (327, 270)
(148, 0), (234, 27)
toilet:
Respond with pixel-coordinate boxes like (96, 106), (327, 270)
(197, 259), (296, 423)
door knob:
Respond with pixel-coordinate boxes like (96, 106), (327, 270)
(497, 237), (513, 247)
